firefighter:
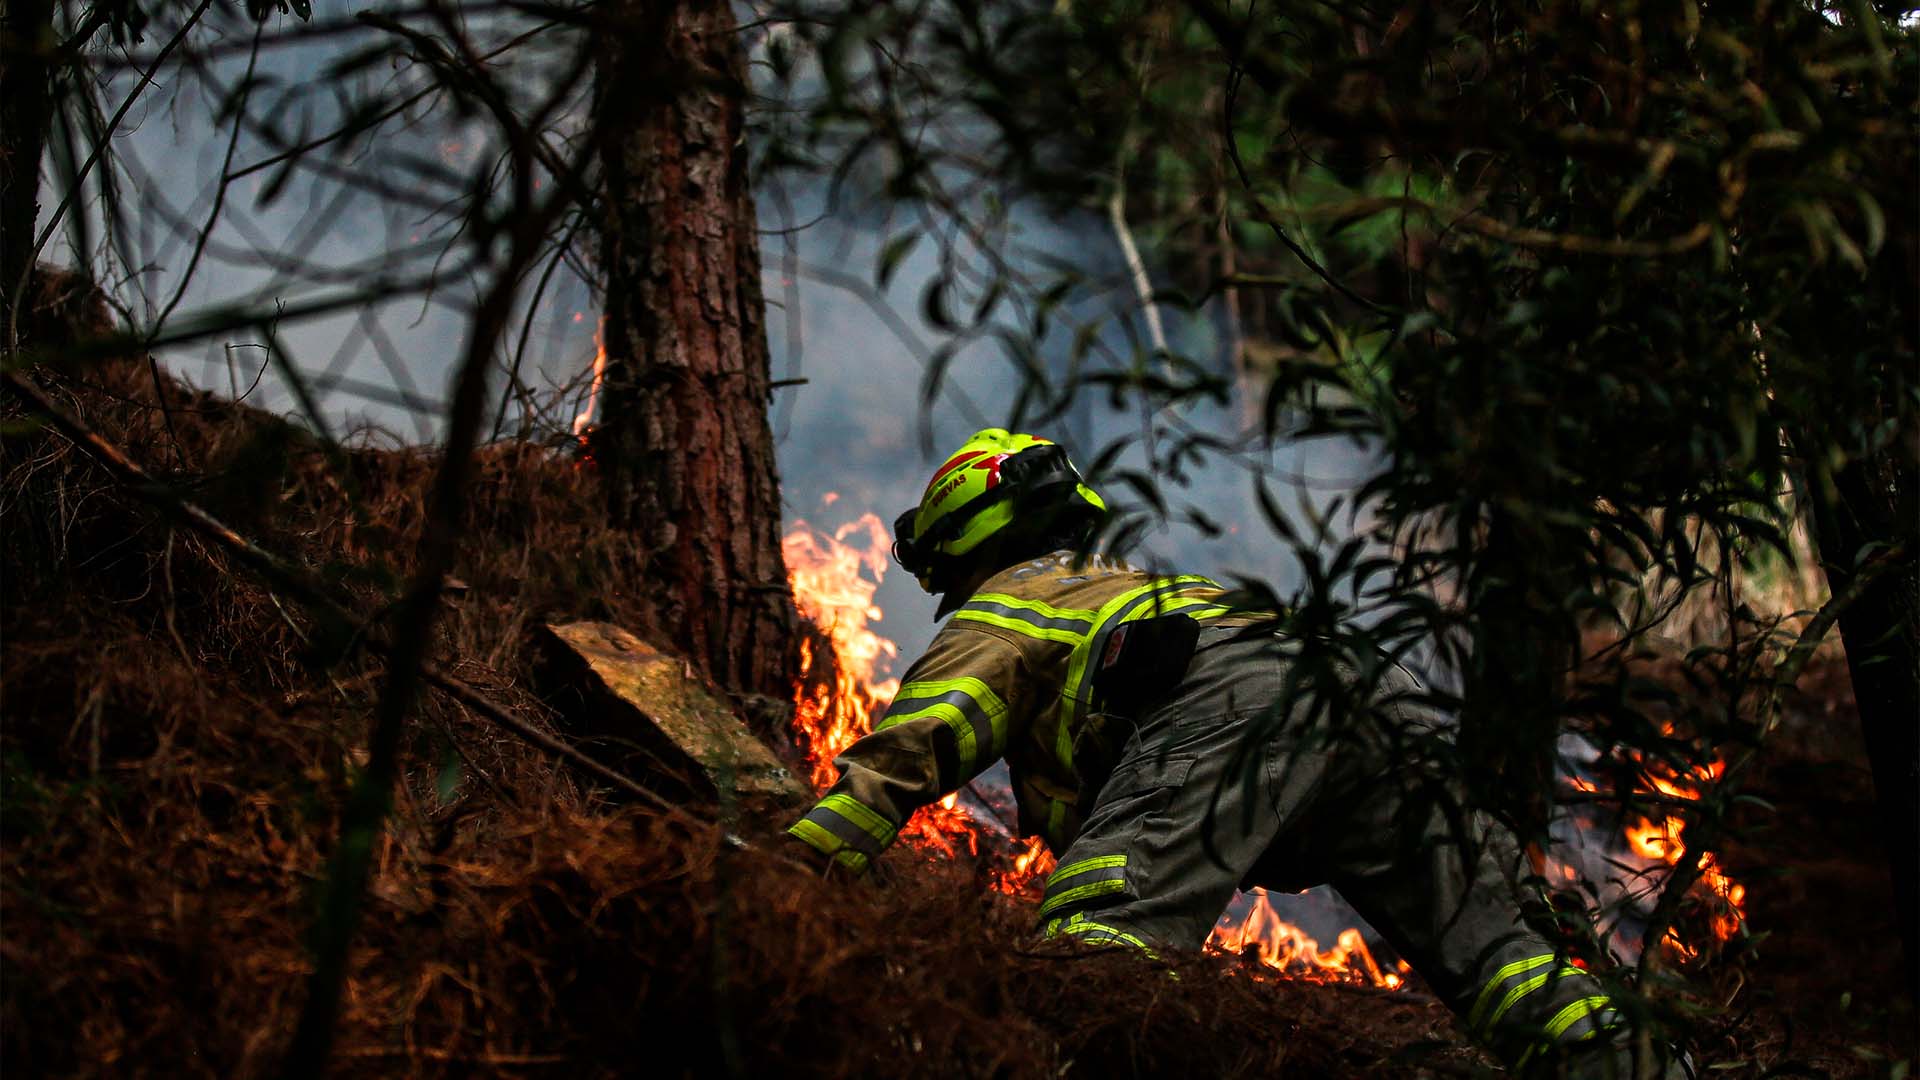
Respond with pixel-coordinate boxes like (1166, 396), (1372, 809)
(787, 429), (1676, 1079)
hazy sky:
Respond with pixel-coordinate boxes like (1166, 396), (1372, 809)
(51, 0), (1377, 661)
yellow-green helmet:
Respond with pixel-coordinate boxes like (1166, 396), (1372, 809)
(892, 429), (1107, 602)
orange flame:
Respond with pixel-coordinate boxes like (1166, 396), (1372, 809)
(989, 836), (1056, 896)
(1626, 749), (1747, 956)
(782, 511), (981, 855)
(780, 508), (1395, 983)
(1556, 732), (1747, 960)
(783, 511), (898, 789)
(572, 320), (608, 440)
(1206, 891), (1407, 988)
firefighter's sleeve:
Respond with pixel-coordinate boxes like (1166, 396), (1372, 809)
(786, 624), (1029, 872)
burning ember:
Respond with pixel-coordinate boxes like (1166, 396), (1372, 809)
(780, 502), (1401, 980)
(988, 836), (1056, 896)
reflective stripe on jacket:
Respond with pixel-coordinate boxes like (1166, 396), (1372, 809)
(787, 550), (1259, 868)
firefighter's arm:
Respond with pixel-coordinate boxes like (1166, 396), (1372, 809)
(786, 624), (1028, 873)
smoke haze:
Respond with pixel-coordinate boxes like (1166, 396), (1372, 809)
(50, 0), (1385, 954)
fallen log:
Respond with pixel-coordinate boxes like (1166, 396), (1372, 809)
(537, 621), (809, 808)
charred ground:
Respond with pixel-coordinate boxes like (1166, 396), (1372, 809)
(0, 354), (1911, 1077)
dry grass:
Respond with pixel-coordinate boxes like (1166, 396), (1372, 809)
(0, 356), (1476, 1078)
(0, 344), (1908, 1077)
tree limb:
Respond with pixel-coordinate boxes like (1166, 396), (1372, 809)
(1219, 35), (1384, 314)
(7, 0), (217, 359)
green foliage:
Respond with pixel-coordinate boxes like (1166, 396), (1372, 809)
(761, 0), (1917, 1053)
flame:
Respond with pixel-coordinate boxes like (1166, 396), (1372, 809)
(780, 511), (1396, 985)
(782, 514), (991, 856)
(1206, 891), (1406, 988)
(989, 836), (1057, 896)
(1556, 730), (1747, 960)
(783, 513), (898, 789)
(1625, 749), (1747, 956)
(572, 320), (608, 440)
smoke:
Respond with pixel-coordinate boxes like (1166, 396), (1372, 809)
(64, 5), (1375, 648)
(51, 0), (599, 444)
(761, 183), (1380, 657)
(48, 1), (1393, 957)
(759, 172), (1397, 954)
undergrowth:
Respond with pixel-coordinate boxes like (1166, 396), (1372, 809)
(0, 356), (1468, 1078)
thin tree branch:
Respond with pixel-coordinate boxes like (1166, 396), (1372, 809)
(140, 20), (268, 470)
(1109, 185), (1170, 364)
(1217, 4), (1383, 314)
(792, 259), (992, 430)
(279, 121), (574, 1069)
(7, 0), (217, 359)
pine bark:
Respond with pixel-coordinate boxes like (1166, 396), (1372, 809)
(592, 0), (799, 701)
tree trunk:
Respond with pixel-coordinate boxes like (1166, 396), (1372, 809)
(1, 0), (56, 351)
(592, 0), (799, 702)
(1785, 155), (1919, 995)
(1464, 509), (1580, 842)
(1807, 446), (1919, 994)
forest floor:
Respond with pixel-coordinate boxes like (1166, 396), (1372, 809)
(1, 353), (1914, 1077)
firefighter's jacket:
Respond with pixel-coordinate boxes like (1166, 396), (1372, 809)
(787, 550), (1260, 870)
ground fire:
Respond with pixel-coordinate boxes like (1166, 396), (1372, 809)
(781, 500), (1751, 985)
(1561, 733), (1749, 961)
(781, 502), (1403, 984)
(782, 510), (1011, 865)
(1207, 892), (1405, 989)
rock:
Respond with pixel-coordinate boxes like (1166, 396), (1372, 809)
(536, 621), (808, 806)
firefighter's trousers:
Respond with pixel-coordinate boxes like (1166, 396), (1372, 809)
(1039, 627), (1644, 1077)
